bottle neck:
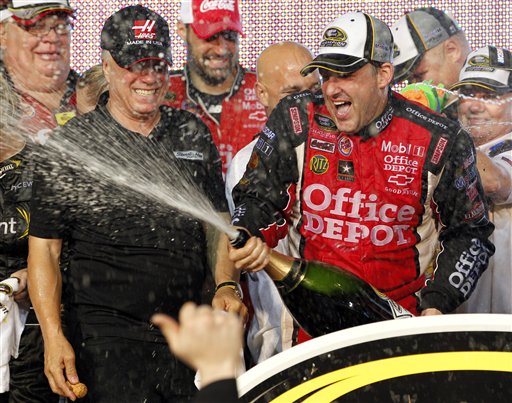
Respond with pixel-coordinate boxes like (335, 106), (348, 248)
(267, 251), (306, 292)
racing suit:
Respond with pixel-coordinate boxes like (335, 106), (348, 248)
(165, 65), (265, 174)
(232, 90), (495, 315)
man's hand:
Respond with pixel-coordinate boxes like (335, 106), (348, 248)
(228, 235), (270, 272)
(212, 287), (248, 324)
(421, 308), (443, 316)
(10, 268), (29, 309)
(152, 302), (243, 388)
(43, 333), (80, 401)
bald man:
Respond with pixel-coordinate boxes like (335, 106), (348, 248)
(226, 42), (320, 211)
(225, 42), (319, 364)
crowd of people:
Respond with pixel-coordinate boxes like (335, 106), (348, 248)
(0, 1), (510, 402)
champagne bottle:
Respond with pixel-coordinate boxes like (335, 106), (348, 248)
(231, 230), (413, 337)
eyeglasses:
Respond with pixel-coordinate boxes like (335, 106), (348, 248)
(17, 18), (73, 37)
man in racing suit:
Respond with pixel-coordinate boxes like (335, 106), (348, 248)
(229, 12), (494, 316)
(165, 0), (264, 174)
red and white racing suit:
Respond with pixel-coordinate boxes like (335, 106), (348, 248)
(165, 65), (265, 174)
(232, 90), (495, 315)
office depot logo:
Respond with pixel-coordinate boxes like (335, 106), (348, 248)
(132, 20), (157, 40)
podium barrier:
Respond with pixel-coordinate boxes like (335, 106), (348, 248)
(237, 314), (512, 402)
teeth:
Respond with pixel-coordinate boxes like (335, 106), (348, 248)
(334, 101), (348, 106)
(134, 89), (156, 96)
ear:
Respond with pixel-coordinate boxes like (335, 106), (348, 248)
(102, 55), (112, 84)
(255, 81), (269, 108)
(377, 63), (394, 89)
(443, 37), (464, 65)
(177, 21), (187, 42)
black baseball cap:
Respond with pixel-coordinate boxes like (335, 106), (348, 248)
(100, 5), (172, 69)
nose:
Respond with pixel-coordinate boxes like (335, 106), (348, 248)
(468, 98), (486, 113)
(322, 77), (342, 98)
(210, 36), (231, 54)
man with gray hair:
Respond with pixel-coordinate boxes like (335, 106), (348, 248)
(391, 7), (470, 87)
(27, 5), (244, 401)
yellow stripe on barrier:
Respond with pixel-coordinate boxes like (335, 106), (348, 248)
(270, 351), (512, 402)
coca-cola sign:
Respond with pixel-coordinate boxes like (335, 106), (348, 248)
(199, 0), (235, 12)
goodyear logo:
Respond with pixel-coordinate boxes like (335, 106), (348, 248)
(310, 155), (329, 174)
(468, 55), (490, 67)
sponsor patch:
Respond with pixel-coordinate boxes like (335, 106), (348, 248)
(310, 155), (329, 175)
(262, 126), (276, 141)
(466, 180), (479, 201)
(314, 114), (337, 131)
(132, 20), (157, 40)
(337, 160), (354, 182)
(464, 201), (485, 221)
(0, 160), (21, 179)
(310, 138), (335, 153)
(289, 107), (302, 134)
(388, 174), (414, 186)
(430, 137), (448, 164)
(255, 137), (274, 157)
(248, 110), (267, 122)
(338, 136), (353, 156)
(173, 151), (203, 161)
(381, 140), (425, 157)
(320, 27), (348, 48)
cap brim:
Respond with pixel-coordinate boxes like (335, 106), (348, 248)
(449, 78), (512, 94)
(9, 5), (73, 25)
(301, 54), (368, 76)
(191, 21), (243, 39)
(111, 44), (173, 69)
(393, 54), (422, 84)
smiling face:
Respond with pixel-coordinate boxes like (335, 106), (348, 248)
(179, 22), (239, 88)
(320, 62), (394, 134)
(0, 13), (71, 92)
(458, 89), (512, 146)
(103, 53), (169, 122)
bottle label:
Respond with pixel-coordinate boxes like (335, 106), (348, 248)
(372, 286), (414, 318)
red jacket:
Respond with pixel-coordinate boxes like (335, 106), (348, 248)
(165, 66), (265, 174)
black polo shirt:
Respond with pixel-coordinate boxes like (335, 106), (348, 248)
(30, 104), (227, 342)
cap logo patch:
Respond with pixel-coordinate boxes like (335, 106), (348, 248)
(132, 20), (156, 40)
(321, 27), (348, 48)
(468, 55), (490, 67)
(200, 0), (235, 12)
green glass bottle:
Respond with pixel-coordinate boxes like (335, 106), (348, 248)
(231, 230), (413, 337)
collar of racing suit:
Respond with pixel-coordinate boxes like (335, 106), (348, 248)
(356, 91), (395, 141)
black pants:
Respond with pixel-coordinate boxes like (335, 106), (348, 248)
(75, 336), (196, 403)
(0, 324), (60, 403)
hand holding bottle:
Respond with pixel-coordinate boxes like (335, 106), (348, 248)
(228, 233), (270, 272)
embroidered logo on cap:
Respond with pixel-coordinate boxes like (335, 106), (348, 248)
(200, 0), (235, 12)
(321, 27), (348, 48)
(132, 20), (156, 40)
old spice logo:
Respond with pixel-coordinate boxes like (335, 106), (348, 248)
(431, 137), (448, 165)
(200, 0), (235, 12)
(132, 20), (157, 40)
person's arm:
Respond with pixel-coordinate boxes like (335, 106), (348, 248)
(27, 236), (79, 401)
(205, 216), (248, 323)
(419, 129), (495, 314)
(152, 302), (242, 403)
(231, 94), (313, 248)
(476, 150), (512, 204)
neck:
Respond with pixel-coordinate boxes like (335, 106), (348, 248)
(188, 67), (236, 95)
(106, 102), (161, 137)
